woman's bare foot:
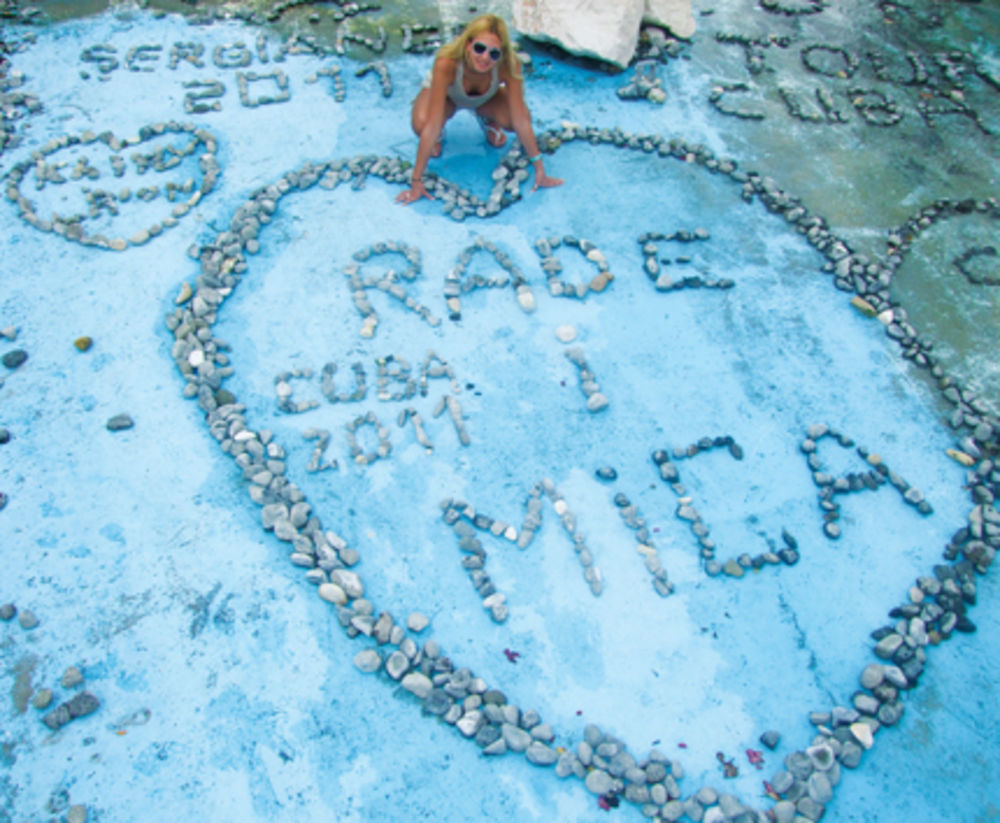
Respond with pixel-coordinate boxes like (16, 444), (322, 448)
(479, 118), (507, 148)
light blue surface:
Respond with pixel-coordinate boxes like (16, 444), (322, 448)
(1, 3), (998, 821)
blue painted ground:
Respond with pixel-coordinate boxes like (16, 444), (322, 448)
(1, 2), (998, 821)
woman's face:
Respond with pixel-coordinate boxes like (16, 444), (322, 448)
(465, 31), (503, 73)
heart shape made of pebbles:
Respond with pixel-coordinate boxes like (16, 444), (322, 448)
(3, 122), (220, 251)
(165, 129), (997, 822)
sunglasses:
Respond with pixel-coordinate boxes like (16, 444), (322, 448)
(472, 41), (503, 62)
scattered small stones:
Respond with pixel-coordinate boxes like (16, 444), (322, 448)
(106, 413), (134, 431)
(617, 60), (666, 103)
(595, 465), (617, 481)
(42, 691), (100, 730)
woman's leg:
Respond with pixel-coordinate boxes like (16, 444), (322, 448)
(475, 88), (514, 147)
(411, 88), (456, 156)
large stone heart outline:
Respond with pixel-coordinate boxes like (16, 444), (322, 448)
(164, 130), (997, 821)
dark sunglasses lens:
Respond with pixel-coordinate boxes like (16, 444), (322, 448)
(473, 41), (502, 61)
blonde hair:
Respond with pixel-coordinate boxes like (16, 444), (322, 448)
(437, 14), (523, 80)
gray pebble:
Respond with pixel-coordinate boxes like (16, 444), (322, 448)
(401, 672), (433, 698)
(18, 609), (38, 629)
(0, 428), (10, 444)
(2, 349), (27, 369)
(584, 768), (614, 795)
(407, 612), (429, 632)
(0, 603), (15, 620)
(860, 663), (884, 689)
(106, 413), (134, 431)
(31, 688), (53, 709)
(353, 649), (382, 673)
(385, 650), (409, 680)
(760, 729), (781, 749)
(61, 666), (84, 688)
(525, 741), (558, 766)
(422, 689), (452, 716)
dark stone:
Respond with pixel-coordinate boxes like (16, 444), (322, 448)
(106, 413), (134, 431)
(66, 691), (100, 719)
(422, 689), (452, 716)
(2, 349), (27, 369)
(760, 730), (781, 750)
(0, 603), (15, 620)
(474, 723), (501, 748)
(482, 689), (506, 705)
(781, 528), (797, 549)
(779, 548), (799, 565)
(596, 466), (618, 481)
(42, 704), (72, 730)
(0, 428), (9, 445)
(955, 615), (977, 633)
(614, 493), (630, 507)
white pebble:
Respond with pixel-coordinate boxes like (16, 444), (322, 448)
(554, 325), (577, 343)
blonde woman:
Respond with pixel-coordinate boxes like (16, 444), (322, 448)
(396, 14), (563, 205)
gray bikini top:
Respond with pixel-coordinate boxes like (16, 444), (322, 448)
(447, 60), (500, 110)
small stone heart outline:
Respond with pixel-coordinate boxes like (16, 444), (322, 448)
(3, 122), (220, 251)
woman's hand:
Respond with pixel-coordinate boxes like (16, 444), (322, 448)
(396, 179), (434, 205)
(532, 166), (564, 192)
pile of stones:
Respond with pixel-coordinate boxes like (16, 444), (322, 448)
(1, 65), (42, 153)
(616, 60), (666, 103)
(0, 606), (102, 732)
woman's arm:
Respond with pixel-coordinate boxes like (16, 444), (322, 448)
(502, 70), (563, 191)
(396, 58), (455, 204)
